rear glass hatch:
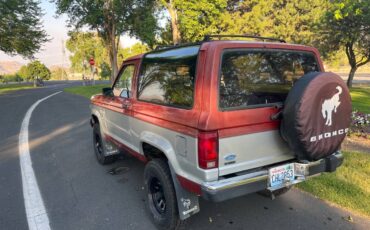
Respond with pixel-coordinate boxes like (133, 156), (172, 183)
(219, 49), (320, 110)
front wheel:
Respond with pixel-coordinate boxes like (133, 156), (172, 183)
(92, 123), (116, 165)
(144, 159), (180, 230)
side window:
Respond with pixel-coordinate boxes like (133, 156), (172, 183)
(113, 65), (135, 98)
(137, 46), (199, 108)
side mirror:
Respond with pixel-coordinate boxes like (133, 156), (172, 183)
(102, 87), (113, 96)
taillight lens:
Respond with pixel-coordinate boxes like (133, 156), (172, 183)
(198, 131), (218, 169)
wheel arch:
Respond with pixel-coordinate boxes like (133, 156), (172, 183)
(139, 131), (181, 173)
(141, 132), (200, 220)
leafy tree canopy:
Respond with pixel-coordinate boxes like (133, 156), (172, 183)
(66, 32), (109, 72)
(176, 0), (227, 42)
(158, 0), (227, 43)
(53, 0), (157, 80)
(0, 0), (48, 58)
(117, 42), (150, 64)
(66, 32), (150, 79)
(18, 61), (51, 81)
(319, 0), (370, 87)
(158, 0), (329, 45)
(219, 0), (329, 44)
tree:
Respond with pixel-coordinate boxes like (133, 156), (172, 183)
(66, 32), (150, 79)
(176, 0), (227, 42)
(19, 61), (51, 85)
(66, 32), (109, 73)
(53, 0), (158, 81)
(220, 0), (329, 44)
(320, 0), (370, 88)
(158, 0), (227, 43)
(0, 0), (48, 57)
(158, 0), (328, 44)
(99, 62), (111, 79)
(159, 0), (181, 44)
(17, 65), (29, 81)
(0, 73), (23, 83)
(117, 42), (150, 64)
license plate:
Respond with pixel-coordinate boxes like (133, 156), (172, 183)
(269, 163), (295, 187)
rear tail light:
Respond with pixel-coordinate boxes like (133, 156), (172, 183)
(198, 131), (218, 169)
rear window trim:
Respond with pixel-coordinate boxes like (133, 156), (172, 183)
(217, 48), (321, 112)
(136, 45), (200, 110)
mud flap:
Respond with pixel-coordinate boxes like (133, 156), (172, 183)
(102, 136), (120, 156)
(168, 164), (200, 220)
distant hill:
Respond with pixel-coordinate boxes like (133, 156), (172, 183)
(0, 61), (23, 75)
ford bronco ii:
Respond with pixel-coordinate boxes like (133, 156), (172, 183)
(90, 35), (351, 229)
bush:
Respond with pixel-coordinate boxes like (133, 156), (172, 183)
(0, 74), (24, 83)
(349, 111), (370, 138)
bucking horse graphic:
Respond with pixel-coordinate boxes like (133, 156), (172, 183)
(321, 86), (342, 126)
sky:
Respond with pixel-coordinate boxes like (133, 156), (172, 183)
(0, 0), (138, 67)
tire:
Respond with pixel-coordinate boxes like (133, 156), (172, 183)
(144, 159), (180, 230)
(92, 123), (116, 165)
(281, 72), (351, 161)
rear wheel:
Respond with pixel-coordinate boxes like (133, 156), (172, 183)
(92, 123), (116, 165)
(144, 159), (180, 230)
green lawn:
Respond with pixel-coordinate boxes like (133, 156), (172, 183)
(0, 84), (34, 94)
(297, 151), (370, 217)
(350, 87), (370, 113)
(64, 84), (110, 98)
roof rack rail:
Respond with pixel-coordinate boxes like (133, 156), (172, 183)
(203, 34), (286, 43)
(154, 45), (177, 50)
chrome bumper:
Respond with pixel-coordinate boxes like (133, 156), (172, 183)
(201, 152), (343, 202)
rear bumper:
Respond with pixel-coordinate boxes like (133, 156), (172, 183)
(201, 152), (343, 202)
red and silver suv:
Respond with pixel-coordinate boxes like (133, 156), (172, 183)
(90, 35), (351, 230)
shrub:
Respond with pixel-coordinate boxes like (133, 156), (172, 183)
(349, 111), (370, 138)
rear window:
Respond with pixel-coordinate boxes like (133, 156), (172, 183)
(219, 49), (320, 110)
(137, 46), (199, 109)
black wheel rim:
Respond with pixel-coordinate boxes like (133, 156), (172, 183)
(149, 177), (166, 214)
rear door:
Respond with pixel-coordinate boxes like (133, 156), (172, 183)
(216, 48), (321, 176)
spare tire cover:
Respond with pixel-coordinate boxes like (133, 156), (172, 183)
(281, 72), (351, 161)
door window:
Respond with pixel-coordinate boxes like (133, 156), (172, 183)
(113, 65), (135, 98)
(137, 46), (199, 109)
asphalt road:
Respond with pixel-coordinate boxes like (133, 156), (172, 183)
(0, 82), (369, 230)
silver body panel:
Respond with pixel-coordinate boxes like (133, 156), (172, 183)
(91, 104), (218, 183)
(92, 102), (295, 182)
(218, 130), (295, 176)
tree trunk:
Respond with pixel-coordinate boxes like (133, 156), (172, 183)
(167, 0), (181, 44)
(344, 43), (357, 88)
(108, 25), (118, 83)
(347, 66), (357, 88)
(108, 42), (118, 82)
